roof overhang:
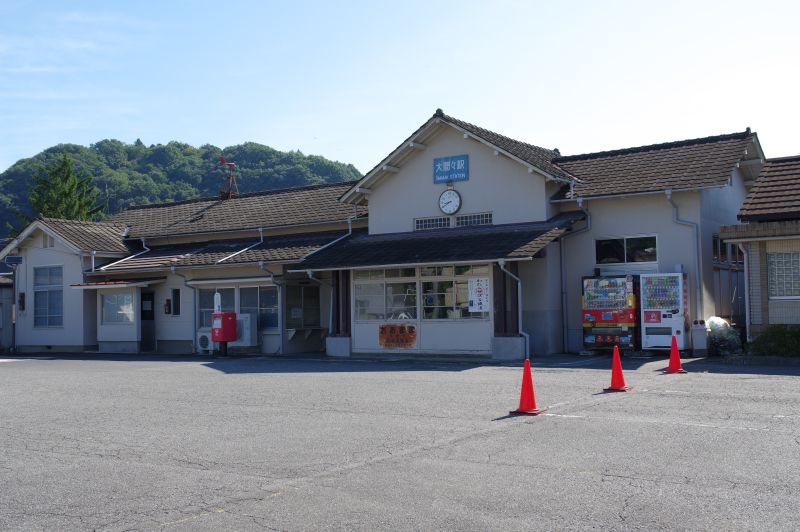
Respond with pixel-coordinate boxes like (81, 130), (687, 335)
(290, 256), (533, 274)
(71, 279), (165, 290)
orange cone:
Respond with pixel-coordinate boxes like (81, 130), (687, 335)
(510, 358), (544, 415)
(663, 335), (687, 374)
(604, 345), (631, 392)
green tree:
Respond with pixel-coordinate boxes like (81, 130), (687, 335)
(10, 153), (105, 231)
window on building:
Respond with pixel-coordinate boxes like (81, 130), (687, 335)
(240, 286), (279, 331)
(422, 264), (490, 320)
(33, 266), (63, 327)
(198, 288), (234, 328)
(712, 234), (721, 262)
(286, 285), (320, 328)
(455, 212), (493, 227)
(171, 288), (181, 316)
(596, 236), (657, 265)
(102, 292), (134, 323)
(767, 252), (800, 298)
(354, 269), (417, 321)
(414, 216), (450, 231)
(42, 234), (55, 248)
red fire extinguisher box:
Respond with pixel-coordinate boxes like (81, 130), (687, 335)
(211, 312), (237, 342)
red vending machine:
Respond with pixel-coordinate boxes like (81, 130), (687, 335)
(582, 275), (640, 351)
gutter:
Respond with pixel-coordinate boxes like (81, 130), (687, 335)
(171, 266), (197, 354)
(665, 190), (703, 321)
(216, 227), (264, 264)
(738, 244), (751, 342)
(498, 259), (530, 359)
(560, 198), (592, 353)
(551, 183), (730, 204)
(99, 238), (150, 271)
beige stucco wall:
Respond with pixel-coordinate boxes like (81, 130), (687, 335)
(561, 191), (702, 352)
(366, 125), (552, 234)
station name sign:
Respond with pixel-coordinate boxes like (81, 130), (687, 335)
(4, 255), (22, 265)
(433, 154), (469, 184)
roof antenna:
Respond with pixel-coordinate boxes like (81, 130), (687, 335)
(218, 155), (240, 200)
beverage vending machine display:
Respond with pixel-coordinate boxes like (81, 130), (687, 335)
(640, 273), (688, 349)
(582, 275), (640, 351)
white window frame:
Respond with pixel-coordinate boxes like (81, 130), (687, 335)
(353, 269), (418, 322)
(594, 234), (658, 267)
(101, 291), (135, 324)
(767, 251), (800, 300)
(285, 284), (321, 329)
(352, 265), (492, 323)
(33, 264), (63, 328)
(239, 284), (280, 331)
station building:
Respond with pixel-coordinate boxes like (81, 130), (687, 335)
(0, 110), (765, 358)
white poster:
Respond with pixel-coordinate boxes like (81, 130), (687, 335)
(468, 277), (490, 312)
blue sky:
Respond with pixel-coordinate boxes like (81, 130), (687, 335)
(1, 0), (798, 175)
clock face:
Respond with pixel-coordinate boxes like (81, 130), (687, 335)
(439, 189), (461, 215)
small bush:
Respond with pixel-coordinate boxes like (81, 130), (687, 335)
(748, 325), (800, 357)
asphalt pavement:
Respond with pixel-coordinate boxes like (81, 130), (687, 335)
(1, 354), (799, 531)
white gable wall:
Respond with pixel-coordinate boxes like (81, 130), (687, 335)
(15, 230), (88, 351)
(367, 126), (551, 235)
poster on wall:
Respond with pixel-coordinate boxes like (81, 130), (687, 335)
(378, 323), (417, 349)
(468, 277), (490, 312)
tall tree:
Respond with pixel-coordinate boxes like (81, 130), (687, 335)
(9, 153), (105, 232)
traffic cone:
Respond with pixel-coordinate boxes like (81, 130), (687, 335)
(663, 335), (687, 374)
(510, 358), (544, 415)
(604, 345), (630, 392)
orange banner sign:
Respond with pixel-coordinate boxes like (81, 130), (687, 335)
(378, 323), (417, 349)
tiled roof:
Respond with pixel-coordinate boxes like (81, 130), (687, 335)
(297, 212), (584, 270)
(110, 181), (366, 238)
(40, 218), (130, 253)
(738, 156), (800, 221)
(436, 110), (574, 182)
(98, 230), (346, 273)
(552, 130), (755, 200)
(720, 219), (800, 241)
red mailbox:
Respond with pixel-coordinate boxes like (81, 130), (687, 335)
(211, 312), (237, 342)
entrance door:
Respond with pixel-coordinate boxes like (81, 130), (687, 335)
(140, 292), (156, 352)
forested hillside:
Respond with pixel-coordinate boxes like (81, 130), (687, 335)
(0, 140), (362, 236)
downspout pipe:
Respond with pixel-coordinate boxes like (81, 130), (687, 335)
(306, 270), (334, 334)
(665, 190), (703, 321)
(171, 266), (196, 354)
(738, 243), (751, 342)
(560, 197), (592, 353)
(216, 227), (264, 264)
(259, 261), (284, 355)
(498, 259), (530, 360)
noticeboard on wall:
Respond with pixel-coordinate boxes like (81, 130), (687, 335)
(433, 154), (469, 184)
(378, 323), (417, 349)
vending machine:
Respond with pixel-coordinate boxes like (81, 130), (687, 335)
(582, 275), (639, 351)
(640, 273), (689, 350)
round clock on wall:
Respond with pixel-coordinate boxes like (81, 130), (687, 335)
(438, 189), (462, 215)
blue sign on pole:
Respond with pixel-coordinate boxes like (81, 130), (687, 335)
(4, 255), (22, 265)
(433, 154), (469, 184)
